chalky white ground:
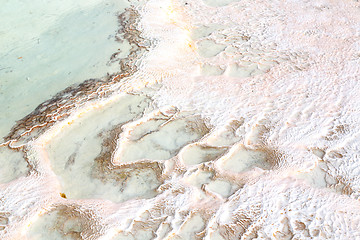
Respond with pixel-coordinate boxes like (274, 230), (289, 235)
(1, 0), (360, 239)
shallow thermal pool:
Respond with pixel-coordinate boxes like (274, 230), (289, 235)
(1, 0), (360, 239)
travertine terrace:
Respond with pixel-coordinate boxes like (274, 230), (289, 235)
(1, 0), (360, 239)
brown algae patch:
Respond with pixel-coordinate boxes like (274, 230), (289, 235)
(92, 124), (165, 201)
(0, 146), (30, 183)
(44, 93), (160, 202)
(3, 7), (150, 148)
(215, 144), (276, 174)
(27, 204), (102, 239)
(112, 107), (210, 164)
(93, 122), (165, 187)
(179, 143), (228, 166)
(0, 212), (10, 232)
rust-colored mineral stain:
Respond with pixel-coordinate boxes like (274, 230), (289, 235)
(60, 193), (67, 199)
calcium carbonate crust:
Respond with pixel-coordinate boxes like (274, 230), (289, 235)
(1, 0), (360, 239)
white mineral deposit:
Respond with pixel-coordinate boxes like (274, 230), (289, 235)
(1, 0), (360, 239)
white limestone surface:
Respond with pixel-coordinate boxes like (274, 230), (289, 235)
(1, 0), (360, 239)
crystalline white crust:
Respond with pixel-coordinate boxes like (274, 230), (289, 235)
(1, 0), (360, 239)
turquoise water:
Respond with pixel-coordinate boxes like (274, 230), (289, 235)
(1, 0), (360, 239)
(0, 0), (131, 139)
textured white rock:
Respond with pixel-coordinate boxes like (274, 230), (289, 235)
(1, 0), (360, 239)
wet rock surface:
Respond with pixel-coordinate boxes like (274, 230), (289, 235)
(1, 0), (360, 239)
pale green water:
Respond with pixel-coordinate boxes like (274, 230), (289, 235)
(1, 0), (360, 239)
(0, 0), (131, 139)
